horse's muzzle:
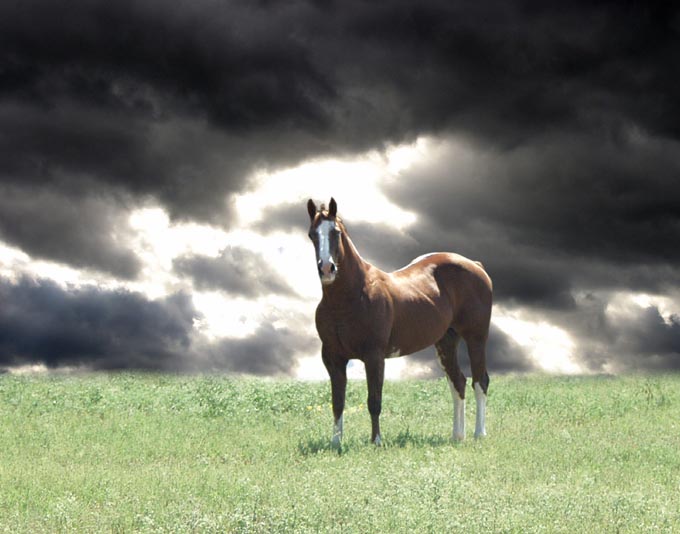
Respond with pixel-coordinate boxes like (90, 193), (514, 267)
(318, 259), (337, 285)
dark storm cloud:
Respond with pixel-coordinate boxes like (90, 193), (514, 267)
(385, 132), (680, 304)
(0, 1), (334, 212)
(3, 0), (677, 194)
(0, 276), (315, 375)
(0, 277), (196, 370)
(0, 186), (140, 278)
(199, 324), (316, 376)
(0, 0), (333, 270)
(612, 306), (680, 371)
(317, 1), (680, 145)
(0, 1), (333, 131)
(173, 246), (295, 297)
(2, 0), (678, 270)
(552, 293), (680, 372)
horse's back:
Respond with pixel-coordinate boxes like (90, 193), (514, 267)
(390, 252), (492, 340)
(393, 252), (491, 290)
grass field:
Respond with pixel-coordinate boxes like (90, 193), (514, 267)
(0, 373), (679, 533)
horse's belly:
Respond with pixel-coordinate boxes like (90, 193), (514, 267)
(389, 302), (452, 356)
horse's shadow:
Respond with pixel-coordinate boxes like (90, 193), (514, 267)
(297, 429), (452, 457)
(390, 428), (452, 448)
(297, 437), (340, 456)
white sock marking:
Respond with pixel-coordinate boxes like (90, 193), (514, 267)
(331, 415), (343, 448)
(449, 378), (465, 441)
(474, 382), (487, 438)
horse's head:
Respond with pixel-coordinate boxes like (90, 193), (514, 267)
(307, 197), (342, 286)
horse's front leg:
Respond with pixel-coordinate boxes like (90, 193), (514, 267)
(364, 354), (385, 446)
(322, 346), (347, 449)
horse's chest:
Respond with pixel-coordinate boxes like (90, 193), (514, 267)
(321, 311), (363, 347)
(317, 302), (387, 355)
(334, 317), (364, 346)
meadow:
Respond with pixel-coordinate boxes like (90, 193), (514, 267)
(0, 372), (678, 533)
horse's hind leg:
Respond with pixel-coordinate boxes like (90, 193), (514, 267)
(436, 329), (466, 441)
(467, 334), (489, 438)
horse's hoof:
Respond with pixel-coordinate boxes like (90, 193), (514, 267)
(452, 432), (465, 442)
(331, 436), (342, 450)
(474, 431), (487, 439)
(372, 435), (382, 447)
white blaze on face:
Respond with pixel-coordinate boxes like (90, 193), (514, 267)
(317, 220), (334, 262)
(316, 220), (337, 285)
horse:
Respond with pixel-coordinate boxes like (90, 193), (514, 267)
(307, 197), (493, 447)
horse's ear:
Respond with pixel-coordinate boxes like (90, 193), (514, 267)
(329, 197), (337, 218)
(307, 199), (317, 221)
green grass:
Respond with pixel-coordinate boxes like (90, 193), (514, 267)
(1, 373), (679, 532)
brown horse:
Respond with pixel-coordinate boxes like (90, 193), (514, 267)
(307, 198), (493, 447)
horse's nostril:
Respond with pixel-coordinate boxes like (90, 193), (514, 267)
(330, 263), (336, 274)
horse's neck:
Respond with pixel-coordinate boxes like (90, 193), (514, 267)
(323, 230), (368, 300)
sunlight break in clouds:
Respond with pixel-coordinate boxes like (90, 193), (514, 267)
(234, 140), (427, 230)
(124, 137), (586, 380)
(493, 310), (582, 375)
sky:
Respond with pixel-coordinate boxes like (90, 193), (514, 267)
(1, 1), (679, 378)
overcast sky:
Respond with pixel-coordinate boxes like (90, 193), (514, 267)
(1, 1), (679, 378)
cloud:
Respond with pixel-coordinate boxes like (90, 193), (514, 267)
(0, 186), (141, 279)
(307, 1), (680, 146)
(0, 277), (196, 370)
(5, 1), (677, 207)
(0, 1), (334, 218)
(0, 276), (317, 375)
(173, 246), (295, 297)
(1, 1), (678, 375)
(197, 324), (317, 376)
(549, 294), (680, 373)
(382, 133), (680, 307)
(252, 202), (309, 235)
(0, 1), (333, 272)
(614, 306), (680, 371)
(3, 1), (678, 269)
